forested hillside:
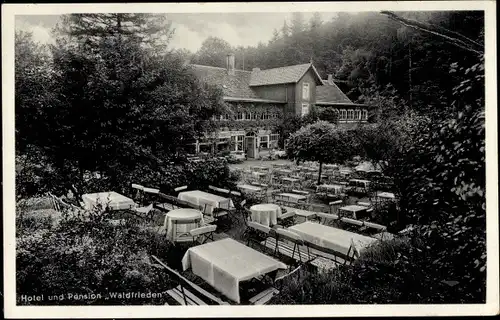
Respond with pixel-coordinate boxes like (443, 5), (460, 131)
(189, 11), (484, 115)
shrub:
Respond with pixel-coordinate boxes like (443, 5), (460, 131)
(16, 205), (178, 305)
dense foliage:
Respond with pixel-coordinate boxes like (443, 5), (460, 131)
(16, 204), (175, 305)
(188, 12), (483, 115)
(15, 14), (231, 198)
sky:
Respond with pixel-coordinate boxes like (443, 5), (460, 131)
(15, 12), (339, 52)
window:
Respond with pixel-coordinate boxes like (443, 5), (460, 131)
(231, 135), (244, 151)
(220, 114), (229, 121)
(270, 134), (279, 141)
(348, 109), (354, 120)
(252, 113), (259, 120)
(355, 110), (361, 120)
(301, 103), (310, 117)
(302, 82), (310, 100)
(362, 110), (368, 120)
(236, 112), (244, 120)
(259, 136), (269, 149)
(245, 112), (252, 120)
(262, 112), (270, 120)
(340, 109), (347, 120)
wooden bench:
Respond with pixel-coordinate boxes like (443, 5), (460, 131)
(167, 285), (207, 305)
(261, 237), (315, 263)
(249, 287), (279, 305)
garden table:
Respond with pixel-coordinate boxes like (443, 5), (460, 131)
(164, 208), (204, 241)
(82, 191), (135, 211)
(349, 179), (371, 188)
(281, 177), (300, 184)
(275, 192), (307, 203)
(178, 190), (234, 215)
(182, 238), (287, 303)
(339, 204), (368, 219)
(316, 184), (343, 195)
(276, 169), (293, 175)
(273, 163), (288, 168)
(252, 166), (268, 171)
(252, 171), (267, 179)
(282, 206), (318, 221)
(289, 221), (377, 257)
(237, 184), (263, 193)
(323, 164), (338, 169)
(377, 192), (396, 200)
(249, 203), (281, 226)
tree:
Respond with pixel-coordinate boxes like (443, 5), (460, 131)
(15, 31), (55, 152)
(191, 36), (232, 68)
(56, 13), (175, 55)
(286, 121), (359, 184)
(32, 13), (225, 186)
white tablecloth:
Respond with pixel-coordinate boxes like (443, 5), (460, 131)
(349, 179), (371, 188)
(339, 205), (368, 219)
(178, 190), (234, 215)
(237, 184), (263, 193)
(164, 208), (204, 241)
(377, 192), (396, 199)
(250, 204), (281, 226)
(276, 192), (307, 203)
(252, 171), (267, 178)
(82, 191), (135, 211)
(289, 222), (377, 256)
(182, 238), (287, 303)
(316, 184), (343, 194)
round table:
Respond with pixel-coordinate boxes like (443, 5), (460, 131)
(164, 208), (204, 241)
(250, 204), (282, 227)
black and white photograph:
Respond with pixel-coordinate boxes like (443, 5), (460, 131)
(2, 1), (498, 318)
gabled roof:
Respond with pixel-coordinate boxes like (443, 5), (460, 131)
(189, 64), (260, 100)
(189, 63), (355, 105)
(249, 63), (323, 86)
(316, 80), (353, 104)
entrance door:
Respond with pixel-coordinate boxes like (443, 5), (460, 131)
(245, 136), (255, 159)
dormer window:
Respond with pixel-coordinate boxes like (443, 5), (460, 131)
(302, 82), (310, 100)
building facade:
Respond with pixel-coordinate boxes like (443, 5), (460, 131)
(189, 54), (368, 159)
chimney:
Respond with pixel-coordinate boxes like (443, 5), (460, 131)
(327, 74), (334, 85)
(252, 67), (260, 72)
(226, 53), (235, 76)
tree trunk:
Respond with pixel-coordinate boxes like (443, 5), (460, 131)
(317, 161), (323, 185)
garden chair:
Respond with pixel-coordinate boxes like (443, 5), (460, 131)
(132, 203), (155, 221)
(174, 185), (188, 195)
(274, 227), (313, 264)
(171, 217), (203, 243)
(357, 201), (372, 207)
(189, 224), (217, 244)
(131, 183), (145, 205)
(328, 200), (343, 215)
(314, 212), (339, 226)
(277, 208), (296, 228)
(344, 242), (360, 266)
(244, 221), (272, 249)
